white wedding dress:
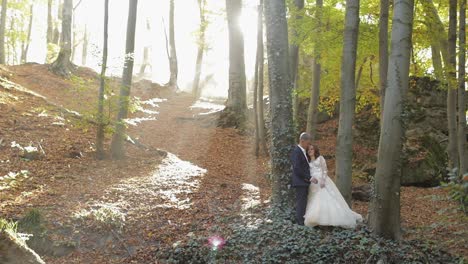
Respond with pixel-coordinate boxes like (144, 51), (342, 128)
(304, 156), (363, 228)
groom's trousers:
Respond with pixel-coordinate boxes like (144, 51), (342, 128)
(295, 187), (309, 225)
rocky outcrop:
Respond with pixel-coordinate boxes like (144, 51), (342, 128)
(401, 77), (448, 186)
(354, 77), (450, 187)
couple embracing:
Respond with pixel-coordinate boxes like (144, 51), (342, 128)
(291, 132), (362, 227)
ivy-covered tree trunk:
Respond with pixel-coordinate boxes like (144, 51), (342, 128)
(21, 4), (34, 64)
(335, 0), (360, 206)
(378, 0), (389, 119)
(96, 0), (109, 160)
(110, 0), (138, 159)
(0, 0), (7, 64)
(265, 0), (295, 209)
(50, 0), (75, 77)
(289, 0), (304, 125)
(458, 0), (467, 176)
(167, 0), (178, 88)
(447, 0), (458, 170)
(306, 0), (323, 139)
(223, 0), (247, 128)
(192, 0), (206, 98)
(370, 0), (415, 240)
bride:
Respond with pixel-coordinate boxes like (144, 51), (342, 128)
(304, 145), (362, 228)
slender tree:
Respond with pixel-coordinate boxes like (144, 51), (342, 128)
(21, 4), (34, 63)
(447, 0), (458, 170)
(224, 0), (247, 128)
(422, 0), (459, 170)
(110, 0), (138, 159)
(0, 0), (7, 64)
(139, 19), (152, 78)
(378, 0), (389, 118)
(50, 0), (75, 77)
(167, 0), (178, 88)
(458, 0), (467, 176)
(335, 0), (360, 206)
(257, 0), (268, 156)
(264, 0), (295, 209)
(290, 0), (304, 124)
(81, 25), (88, 65)
(53, 0), (63, 45)
(430, 44), (443, 80)
(370, 0), (415, 240)
(96, 0), (109, 160)
(47, 0), (53, 44)
(306, 0), (323, 138)
(253, 0), (268, 156)
(192, 0), (207, 98)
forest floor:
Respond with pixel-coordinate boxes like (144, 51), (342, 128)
(0, 64), (466, 263)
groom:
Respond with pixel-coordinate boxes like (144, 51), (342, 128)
(291, 132), (318, 225)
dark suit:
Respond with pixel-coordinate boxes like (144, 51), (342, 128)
(291, 145), (311, 225)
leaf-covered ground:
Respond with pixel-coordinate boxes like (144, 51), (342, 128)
(0, 64), (466, 263)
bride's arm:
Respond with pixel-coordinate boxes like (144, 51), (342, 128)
(319, 156), (328, 186)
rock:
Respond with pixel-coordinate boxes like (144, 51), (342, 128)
(352, 185), (371, 202)
(401, 134), (446, 187)
(0, 230), (45, 264)
(354, 76), (449, 187)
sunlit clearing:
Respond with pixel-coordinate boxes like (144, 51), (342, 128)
(73, 153), (206, 223)
(190, 97), (225, 115)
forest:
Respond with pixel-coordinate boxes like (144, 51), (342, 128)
(0, 0), (466, 263)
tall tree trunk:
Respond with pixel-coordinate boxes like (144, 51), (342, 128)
(370, 0), (415, 240)
(139, 19), (151, 77)
(447, 0), (458, 170)
(256, 0), (268, 156)
(192, 0), (206, 98)
(47, 0), (53, 44)
(253, 3), (261, 156)
(110, 0), (138, 159)
(290, 0), (304, 125)
(46, 0), (53, 63)
(430, 44), (443, 80)
(81, 25), (88, 66)
(458, 0), (467, 176)
(224, 0), (247, 128)
(378, 0), (389, 119)
(335, 0), (360, 206)
(422, 0), (459, 170)
(0, 0), (7, 64)
(53, 0), (63, 45)
(50, 0), (75, 77)
(264, 0), (295, 209)
(167, 0), (178, 88)
(96, 0), (109, 160)
(21, 4), (34, 64)
(306, 0), (323, 139)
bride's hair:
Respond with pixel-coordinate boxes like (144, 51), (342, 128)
(308, 145), (321, 160)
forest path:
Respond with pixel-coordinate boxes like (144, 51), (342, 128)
(40, 93), (271, 264)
